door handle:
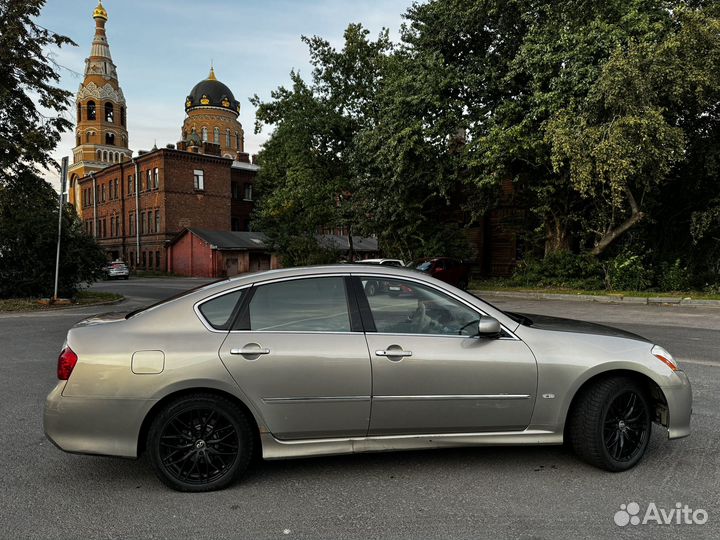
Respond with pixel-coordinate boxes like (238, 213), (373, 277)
(375, 349), (412, 357)
(231, 348), (270, 355)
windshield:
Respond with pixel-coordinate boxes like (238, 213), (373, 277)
(410, 261), (432, 273)
(125, 278), (228, 319)
(464, 291), (533, 326)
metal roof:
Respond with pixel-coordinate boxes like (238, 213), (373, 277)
(175, 228), (378, 253)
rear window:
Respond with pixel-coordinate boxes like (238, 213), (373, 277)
(198, 289), (245, 330)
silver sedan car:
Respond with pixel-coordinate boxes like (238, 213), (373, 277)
(44, 265), (692, 492)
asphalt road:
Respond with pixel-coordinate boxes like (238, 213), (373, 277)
(1, 277), (718, 539)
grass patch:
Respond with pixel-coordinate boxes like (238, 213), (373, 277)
(469, 278), (720, 301)
(0, 291), (124, 312)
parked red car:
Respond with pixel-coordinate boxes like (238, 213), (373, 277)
(408, 257), (472, 290)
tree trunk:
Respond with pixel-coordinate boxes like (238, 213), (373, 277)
(545, 214), (571, 255)
(590, 187), (644, 256)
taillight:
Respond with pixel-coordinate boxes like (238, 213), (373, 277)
(57, 347), (78, 380)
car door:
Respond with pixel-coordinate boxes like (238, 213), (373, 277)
(218, 275), (372, 440)
(355, 275), (538, 436)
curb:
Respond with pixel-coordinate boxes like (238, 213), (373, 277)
(471, 290), (720, 307)
(0, 296), (125, 315)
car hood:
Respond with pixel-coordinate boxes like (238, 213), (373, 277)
(512, 313), (650, 343)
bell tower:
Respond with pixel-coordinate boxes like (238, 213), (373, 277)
(68, 1), (131, 212)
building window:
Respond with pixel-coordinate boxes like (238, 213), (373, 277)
(148, 210), (153, 233)
(105, 102), (114, 123)
(128, 174), (133, 194)
(142, 251), (146, 268)
(101, 184), (106, 202)
(154, 168), (159, 189)
(129, 212), (135, 235)
(202, 127), (208, 142)
(110, 215), (115, 237)
(106, 133), (115, 145)
(231, 217), (240, 231)
(193, 169), (204, 190)
(116, 215), (121, 237)
(226, 129), (230, 147)
(140, 211), (145, 234)
(155, 210), (160, 233)
(213, 127), (220, 144)
(235, 131), (240, 150)
(120, 106), (126, 127)
(146, 170), (152, 191)
(155, 251), (160, 270)
(87, 101), (96, 120)
(231, 181), (239, 200)
(244, 183), (253, 201)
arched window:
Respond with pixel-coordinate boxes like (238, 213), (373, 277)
(235, 132), (240, 150)
(214, 127), (220, 144)
(226, 129), (230, 147)
(97, 150), (102, 161)
(120, 106), (126, 127)
(202, 127), (208, 142)
(103, 150), (108, 161)
(87, 101), (96, 120)
(106, 133), (115, 145)
(77, 104), (82, 122)
(105, 102), (114, 123)
(86, 131), (91, 142)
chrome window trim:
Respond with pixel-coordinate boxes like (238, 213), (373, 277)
(193, 284), (251, 333)
(352, 272), (521, 341)
(228, 330), (360, 336)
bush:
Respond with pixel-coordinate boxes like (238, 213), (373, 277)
(0, 173), (106, 298)
(605, 250), (653, 291)
(658, 259), (691, 291)
(511, 252), (604, 289)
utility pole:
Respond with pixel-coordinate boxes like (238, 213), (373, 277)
(53, 157), (68, 301)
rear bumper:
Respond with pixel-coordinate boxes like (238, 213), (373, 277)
(43, 381), (155, 458)
(662, 370), (692, 440)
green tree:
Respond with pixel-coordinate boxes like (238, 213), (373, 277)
(251, 24), (393, 264)
(0, 0), (75, 180)
(0, 172), (106, 298)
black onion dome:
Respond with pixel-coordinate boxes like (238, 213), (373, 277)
(185, 68), (240, 115)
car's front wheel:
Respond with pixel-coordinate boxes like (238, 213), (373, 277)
(567, 376), (651, 471)
(147, 393), (253, 492)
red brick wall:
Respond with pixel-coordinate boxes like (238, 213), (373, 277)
(169, 232), (214, 277)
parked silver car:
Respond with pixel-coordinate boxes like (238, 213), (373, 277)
(44, 265), (692, 492)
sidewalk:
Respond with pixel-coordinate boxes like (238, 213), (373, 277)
(471, 289), (720, 307)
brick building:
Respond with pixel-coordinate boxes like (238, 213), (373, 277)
(75, 146), (258, 271)
(70, 2), (258, 271)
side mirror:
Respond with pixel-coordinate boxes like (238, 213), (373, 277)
(477, 315), (502, 338)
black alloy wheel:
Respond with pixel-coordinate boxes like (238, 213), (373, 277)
(147, 393), (253, 491)
(568, 376), (652, 471)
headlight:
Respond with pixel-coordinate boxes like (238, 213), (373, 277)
(652, 345), (679, 371)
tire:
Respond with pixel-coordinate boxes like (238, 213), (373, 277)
(567, 376), (651, 472)
(147, 393), (254, 492)
(364, 281), (377, 297)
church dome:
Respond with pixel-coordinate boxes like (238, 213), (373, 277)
(185, 67), (240, 116)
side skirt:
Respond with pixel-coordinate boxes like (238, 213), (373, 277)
(260, 430), (563, 460)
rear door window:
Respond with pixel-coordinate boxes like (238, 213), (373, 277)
(247, 277), (351, 332)
(198, 289), (244, 330)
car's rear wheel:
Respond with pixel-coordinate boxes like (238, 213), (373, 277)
(567, 376), (651, 471)
(147, 393), (253, 492)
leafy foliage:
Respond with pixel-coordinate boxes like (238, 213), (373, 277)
(0, 0), (75, 180)
(0, 173), (106, 298)
(510, 252), (604, 290)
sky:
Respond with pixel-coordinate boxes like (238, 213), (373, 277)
(38, 0), (414, 190)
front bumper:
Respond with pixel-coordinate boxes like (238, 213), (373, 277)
(662, 370), (692, 439)
(44, 381), (155, 458)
